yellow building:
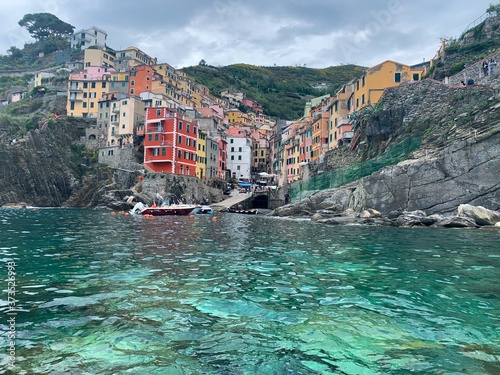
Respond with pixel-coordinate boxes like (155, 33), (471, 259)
(108, 71), (129, 94)
(84, 48), (115, 68)
(197, 129), (207, 180)
(353, 60), (426, 110)
(114, 46), (157, 72)
(226, 109), (251, 125)
(67, 66), (115, 118)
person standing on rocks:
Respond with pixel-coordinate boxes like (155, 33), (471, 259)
(482, 60), (489, 76)
(489, 58), (497, 75)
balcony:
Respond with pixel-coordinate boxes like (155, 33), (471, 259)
(146, 126), (163, 133)
(112, 108), (120, 113)
(337, 116), (351, 127)
(69, 95), (82, 102)
(341, 131), (354, 140)
(69, 86), (82, 92)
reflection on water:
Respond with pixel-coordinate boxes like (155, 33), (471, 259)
(0, 208), (499, 374)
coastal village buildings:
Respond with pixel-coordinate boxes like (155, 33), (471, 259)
(226, 130), (253, 181)
(62, 25), (436, 189)
(69, 26), (107, 50)
(67, 66), (115, 118)
(352, 60), (426, 110)
(84, 48), (115, 68)
(114, 46), (157, 72)
(143, 107), (198, 175)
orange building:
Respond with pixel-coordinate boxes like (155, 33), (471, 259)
(129, 65), (158, 96)
(144, 107), (198, 175)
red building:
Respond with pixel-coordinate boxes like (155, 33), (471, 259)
(144, 107), (197, 175)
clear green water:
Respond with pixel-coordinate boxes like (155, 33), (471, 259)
(0, 208), (499, 375)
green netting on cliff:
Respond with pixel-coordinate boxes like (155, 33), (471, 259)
(289, 135), (421, 202)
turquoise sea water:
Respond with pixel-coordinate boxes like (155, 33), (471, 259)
(0, 208), (499, 374)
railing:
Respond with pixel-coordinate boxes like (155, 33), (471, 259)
(342, 131), (354, 140)
(337, 116), (351, 127)
(462, 12), (491, 36)
(145, 126), (163, 133)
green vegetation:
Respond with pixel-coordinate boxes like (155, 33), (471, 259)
(182, 63), (366, 119)
(0, 12), (76, 70)
(18, 13), (75, 41)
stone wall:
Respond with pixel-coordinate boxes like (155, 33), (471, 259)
(141, 173), (224, 204)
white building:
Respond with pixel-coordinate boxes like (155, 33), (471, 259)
(226, 136), (253, 180)
(69, 26), (107, 50)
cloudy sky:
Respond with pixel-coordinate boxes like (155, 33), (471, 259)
(0, 0), (495, 69)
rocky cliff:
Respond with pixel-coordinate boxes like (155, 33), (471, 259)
(274, 79), (500, 219)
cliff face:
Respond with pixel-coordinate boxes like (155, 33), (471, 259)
(0, 120), (87, 206)
(278, 79), (500, 217)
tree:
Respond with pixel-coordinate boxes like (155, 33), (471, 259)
(18, 13), (75, 41)
(199, 59), (207, 66)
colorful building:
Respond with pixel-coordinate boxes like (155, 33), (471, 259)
(114, 46), (157, 72)
(196, 129), (207, 180)
(84, 48), (115, 68)
(129, 65), (158, 96)
(143, 108), (198, 175)
(353, 60), (426, 110)
(67, 66), (116, 118)
(69, 26), (107, 50)
(328, 83), (354, 149)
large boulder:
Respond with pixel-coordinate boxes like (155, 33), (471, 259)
(457, 204), (500, 226)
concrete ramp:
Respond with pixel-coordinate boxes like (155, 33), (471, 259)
(211, 191), (253, 211)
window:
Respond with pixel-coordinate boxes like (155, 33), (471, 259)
(362, 76), (365, 87)
(413, 73), (419, 81)
(178, 150), (182, 158)
(122, 124), (125, 129)
(230, 139), (234, 143)
(179, 121), (183, 130)
(193, 140), (196, 148)
(186, 138), (191, 146)
(193, 127), (197, 134)
(102, 82), (106, 88)
(362, 94), (365, 105)
(156, 109), (161, 116)
(186, 124), (190, 132)
(184, 151), (189, 159)
(238, 147), (242, 152)
(155, 134), (159, 141)
(238, 155), (242, 160)
(148, 134), (152, 142)
(162, 148), (166, 155)
(83, 102), (87, 108)
(83, 92), (88, 98)
(83, 82), (88, 88)
(130, 80), (135, 86)
(231, 156), (234, 160)
(395, 72), (401, 83)
(178, 135), (182, 144)
(231, 147), (234, 152)
(91, 82), (96, 88)
(90, 102), (94, 108)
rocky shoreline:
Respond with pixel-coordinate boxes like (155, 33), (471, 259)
(270, 203), (500, 229)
